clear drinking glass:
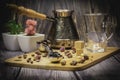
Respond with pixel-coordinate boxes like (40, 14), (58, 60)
(84, 13), (116, 53)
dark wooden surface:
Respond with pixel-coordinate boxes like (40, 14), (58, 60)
(1, 0), (120, 80)
(0, 37), (120, 80)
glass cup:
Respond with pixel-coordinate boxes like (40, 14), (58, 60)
(84, 13), (116, 53)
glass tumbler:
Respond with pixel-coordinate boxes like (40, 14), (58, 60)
(84, 13), (115, 53)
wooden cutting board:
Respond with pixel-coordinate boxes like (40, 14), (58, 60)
(4, 47), (120, 71)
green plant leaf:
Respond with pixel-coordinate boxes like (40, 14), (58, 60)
(5, 20), (23, 34)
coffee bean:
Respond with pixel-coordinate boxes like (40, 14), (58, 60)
(61, 60), (66, 65)
(67, 54), (72, 58)
(78, 59), (85, 63)
(84, 55), (89, 60)
(35, 51), (41, 55)
(18, 56), (22, 58)
(70, 61), (77, 66)
(23, 55), (27, 59)
(31, 61), (33, 64)
(31, 54), (35, 57)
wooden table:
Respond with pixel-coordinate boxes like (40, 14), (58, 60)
(1, 42), (120, 80)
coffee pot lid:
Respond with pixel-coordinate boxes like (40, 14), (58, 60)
(54, 9), (74, 17)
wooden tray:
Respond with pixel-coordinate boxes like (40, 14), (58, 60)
(5, 47), (120, 71)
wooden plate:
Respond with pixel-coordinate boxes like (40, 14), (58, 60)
(4, 47), (120, 71)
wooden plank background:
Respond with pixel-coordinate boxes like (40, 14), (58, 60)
(1, 0), (119, 39)
(0, 0), (120, 80)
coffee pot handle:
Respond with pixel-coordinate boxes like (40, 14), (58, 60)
(7, 4), (48, 20)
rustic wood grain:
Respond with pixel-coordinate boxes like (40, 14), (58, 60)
(75, 56), (120, 80)
(4, 47), (119, 71)
(0, 50), (23, 80)
(1, 47), (120, 80)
